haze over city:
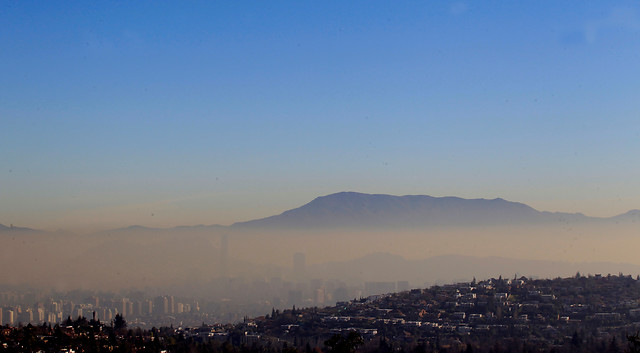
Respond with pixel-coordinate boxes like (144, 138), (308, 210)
(3, 0), (640, 319)
(6, 6), (640, 353)
(5, 6), (640, 349)
(2, 1), (640, 234)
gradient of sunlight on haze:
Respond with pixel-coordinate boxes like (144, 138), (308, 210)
(1, 0), (640, 289)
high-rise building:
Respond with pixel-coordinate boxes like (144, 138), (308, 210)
(145, 299), (153, 315)
(121, 299), (128, 317)
(6, 309), (14, 325)
(47, 312), (57, 324)
(99, 308), (108, 321)
(37, 307), (45, 322)
(64, 301), (74, 319)
(315, 287), (325, 306)
(154, 296), (168, 315)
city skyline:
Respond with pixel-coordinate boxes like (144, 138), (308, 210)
(2, 2), (640, 232)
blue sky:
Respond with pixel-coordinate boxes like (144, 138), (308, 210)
(2, 1), (640, 231)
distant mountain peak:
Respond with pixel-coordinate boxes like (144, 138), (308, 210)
(231, 191), (555, 229)
(611, 209), (640, 222)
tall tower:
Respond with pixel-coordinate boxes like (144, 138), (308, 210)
(121, 299), (128, 317)
(293, 252), (306, 281)
(220, 234), (229, 277)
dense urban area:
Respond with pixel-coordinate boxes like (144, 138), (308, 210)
(0, 276), (402, 328)
(4, 274), (640, 352)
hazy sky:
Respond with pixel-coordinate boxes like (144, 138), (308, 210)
(2, 1), (640, 231)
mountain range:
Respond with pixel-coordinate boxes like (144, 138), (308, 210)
(3, 192), (639, 234)
(2, 192), (640, 290)
(231, 191), (640, 229)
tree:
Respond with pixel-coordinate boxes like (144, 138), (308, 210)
(283, 343), (299, 353)
(572, 330), (582, 348)
(609, 335), (618, 353)
(465, 343), (474, 353)
(114, 314), (127, 331)
(324, 331), (364, 353)
(627, 332), (640, 353)
(378, 337), (392, 353)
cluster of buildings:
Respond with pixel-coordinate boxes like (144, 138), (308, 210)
(0, 252), (416, 329)
(0, 292), (201, 328)
(0, 275), (412, 329)
(236, 273), (640, 351)
(4, 274), (640, 352)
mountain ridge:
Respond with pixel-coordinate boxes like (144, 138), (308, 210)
(6, 192), (640, 234)
(231, 191), (623, 229)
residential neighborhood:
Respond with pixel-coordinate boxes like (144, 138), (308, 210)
(4, 274), (640, 352)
